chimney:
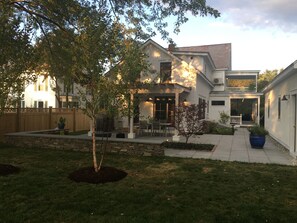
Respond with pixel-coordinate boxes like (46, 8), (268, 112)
(168, 43), (176, 52)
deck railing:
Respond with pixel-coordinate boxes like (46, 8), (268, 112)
(230, 115), (242, 125)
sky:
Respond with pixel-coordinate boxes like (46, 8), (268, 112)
(152, 0), (297, 73)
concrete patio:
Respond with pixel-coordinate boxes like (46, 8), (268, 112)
(164, 128), (295, 166)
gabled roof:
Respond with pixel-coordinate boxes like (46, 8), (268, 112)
(262, 60), (297, 93)
(142, 39), (182, 62)
(174, 43), (232, 70)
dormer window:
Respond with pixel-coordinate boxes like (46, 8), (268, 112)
(160, 62), (172, 83)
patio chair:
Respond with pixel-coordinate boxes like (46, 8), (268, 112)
(138, 120), (151, 136)
(152, 121), (161, 136)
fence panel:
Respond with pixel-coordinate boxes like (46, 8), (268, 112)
(0, 112), (17, 136)
(0, 108), (91, 137)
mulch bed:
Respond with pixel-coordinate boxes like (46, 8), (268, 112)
(0, 164), (20, 176)
(68, 166), (127, 184)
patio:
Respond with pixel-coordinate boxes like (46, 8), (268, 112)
(165, 128), (295, 165)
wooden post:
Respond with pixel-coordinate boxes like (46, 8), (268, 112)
(128, 93), (135, 139)
(49, 106), (52, 129)
(73, 108), (76, 132)
(172, 91), (180, 141)
(16, 107), (21, 132)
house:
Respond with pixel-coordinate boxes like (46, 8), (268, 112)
(125, 39), (261, 139)
(22, 74), (81, 108)
(263, 60), (297, 156)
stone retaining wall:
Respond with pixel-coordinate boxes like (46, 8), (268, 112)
(4, 134), (164, 157)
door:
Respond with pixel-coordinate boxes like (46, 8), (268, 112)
(38, 101), (44, 108)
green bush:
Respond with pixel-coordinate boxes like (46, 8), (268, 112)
(161, 141), (214, 151)
(248, 125), (268, 136)
(202, 121), (234, 135)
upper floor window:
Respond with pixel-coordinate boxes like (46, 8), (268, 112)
(160, 62), (172, 83)
(225, 75), (257, 92)
(63, 82), (74, 94)
(34, 76), (48, 91)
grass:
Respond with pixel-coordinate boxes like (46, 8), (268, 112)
(1, 143), (297, 222)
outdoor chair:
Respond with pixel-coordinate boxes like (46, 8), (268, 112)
(152, 121), (161, 136)
(138, 120), (151, 136)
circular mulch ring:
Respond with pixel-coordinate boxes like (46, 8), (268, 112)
(68, 166), (127, 184)
(0, 164), (20, 176)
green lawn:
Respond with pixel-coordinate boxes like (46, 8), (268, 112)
(1, 144), (297, 222)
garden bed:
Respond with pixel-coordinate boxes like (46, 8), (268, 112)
(161, 141), (214, 151)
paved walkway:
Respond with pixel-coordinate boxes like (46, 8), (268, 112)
(165, 128), (295, 166)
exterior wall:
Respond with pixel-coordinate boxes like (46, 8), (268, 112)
(212, 70), (226, 92)
(141, 43), (201, 90)
(141, 43), (173, 82)
(208, 96), (230, 122)
(24, 75), (57, 108)
(265, 71), (297, 155)
(4, 133), (164, 157)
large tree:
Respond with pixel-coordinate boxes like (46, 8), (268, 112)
(1, 0), (220, 171)
(0, 9), (36, 113)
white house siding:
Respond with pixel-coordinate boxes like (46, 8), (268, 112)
(265, 69), (297, 155)
(141, 43), (173, 83)
(208, 95), (230, 122)
(24, 76), (57, 108)
(212, 70), (225, 92)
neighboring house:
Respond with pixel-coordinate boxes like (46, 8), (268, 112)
(263, 60), (297, 156)
(23, 74), (81, 108)
(126, 39), (261, 139)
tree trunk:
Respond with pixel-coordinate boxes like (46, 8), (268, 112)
(92, 117), (99, 172)
(98, 134), (108, 170)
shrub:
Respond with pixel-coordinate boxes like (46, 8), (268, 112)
(161, 141), (214, 151)
(248, 125), (268, 136)
(219, 111), (230, 124)
(202, 121), (234, 135)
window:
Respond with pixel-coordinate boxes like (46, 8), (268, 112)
(278, 97), (281, 119)
(63, 82), (74, 94)
(267, 99), (270, 118)
(211, 100), (225, 106)
(160, 62), (172, 83)
(199, 98), (206, 119)
(34, 76), (48, 91)
(21, 100), (25, 108)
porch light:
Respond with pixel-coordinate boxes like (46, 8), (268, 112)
(146, 97), (153, 102)
(282, 95), (290, 101)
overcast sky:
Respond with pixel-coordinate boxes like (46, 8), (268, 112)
(153, 0), (297, 73)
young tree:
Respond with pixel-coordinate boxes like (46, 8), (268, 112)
(175, 104), (205, 143)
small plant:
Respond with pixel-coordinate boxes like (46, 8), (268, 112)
(248, 125), (268, 136)
(218, 111), (230, 125)
(58, 117), (66, 129)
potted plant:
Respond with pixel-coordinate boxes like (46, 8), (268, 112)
(58, 117), (66, 130)
(248, 125), (269, 149)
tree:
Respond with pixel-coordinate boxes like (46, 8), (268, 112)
(0, 12), (36, 113)
(258, 69), (279, 92)
(258, 69), (279, 126)
(174, 104), (205, 143)
(35, 29), (77, 108)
